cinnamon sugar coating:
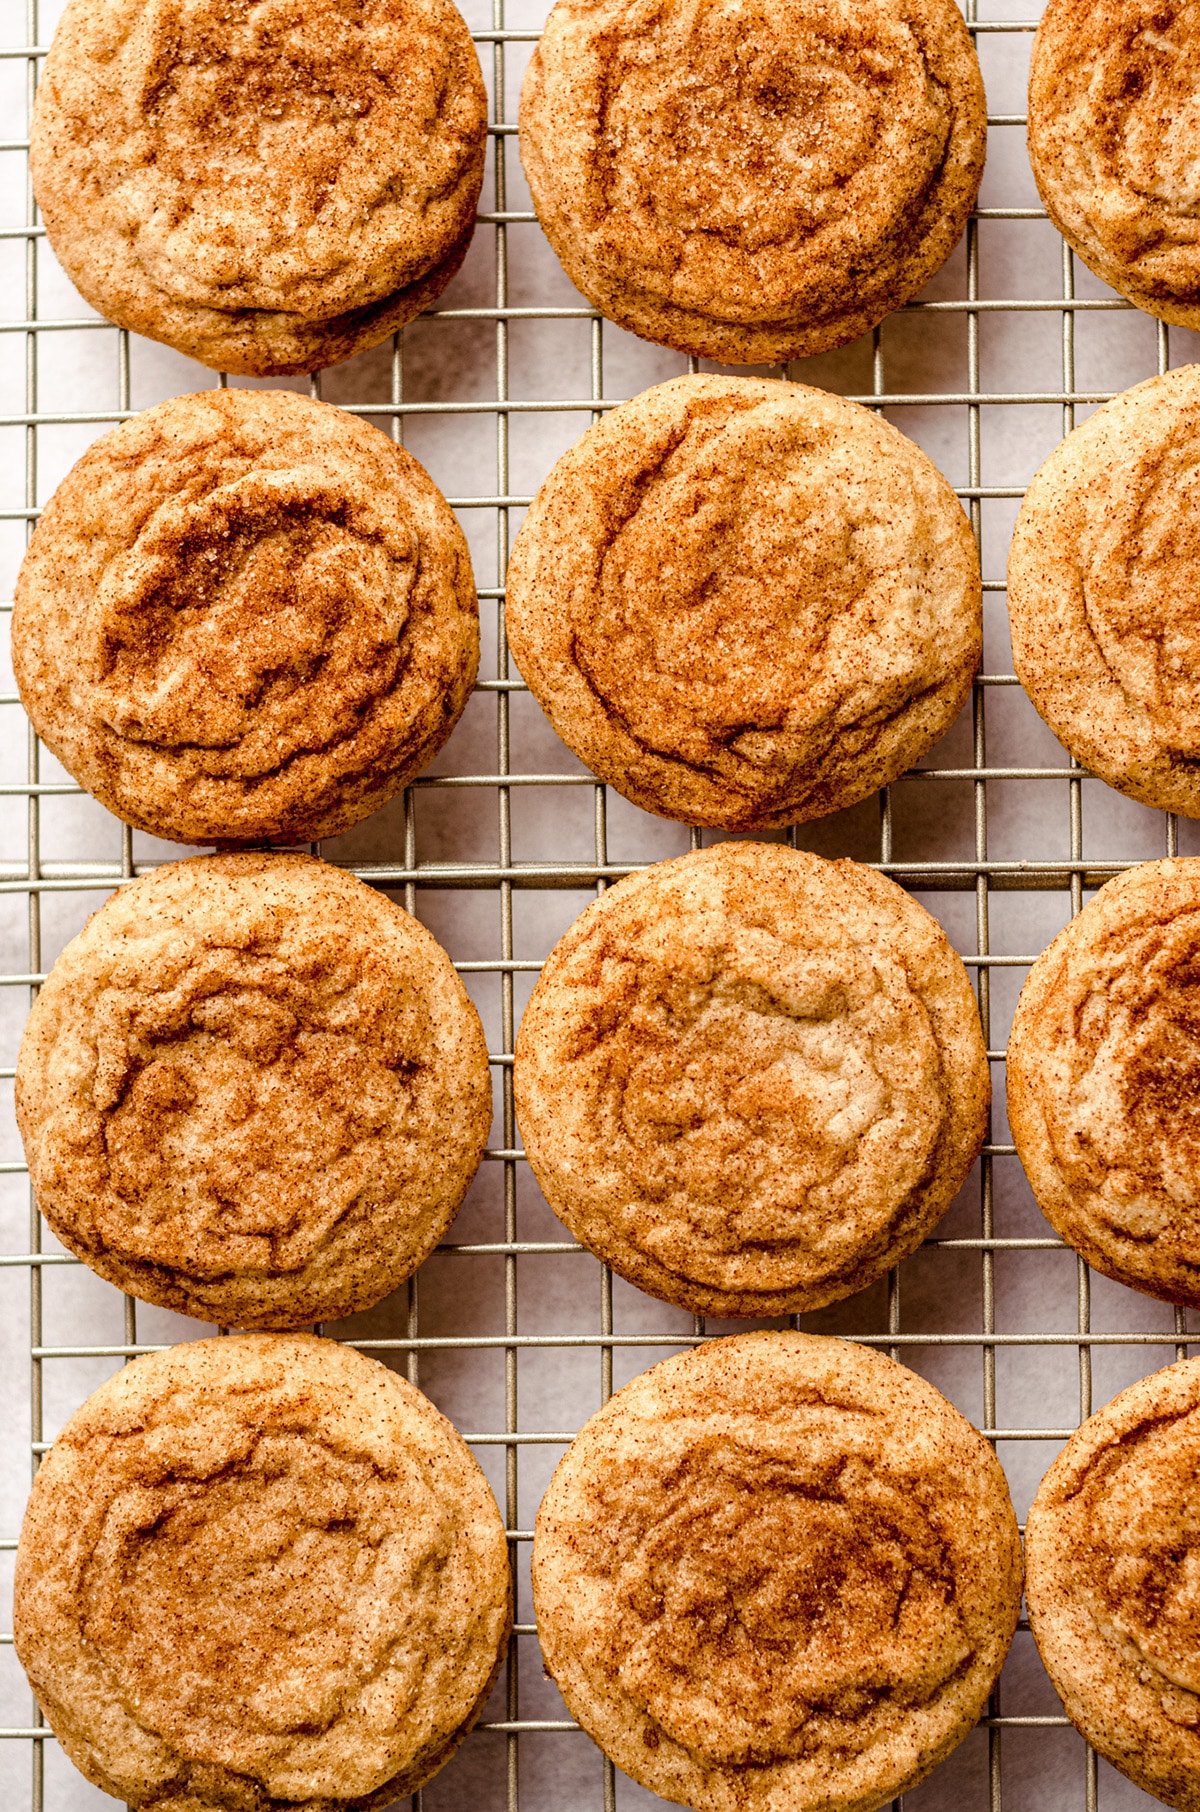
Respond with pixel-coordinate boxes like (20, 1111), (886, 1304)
(533, 1332), (1021, 1812)
(1008, 366), (1200, 816)
(31, 0), (488, 375)
(515, 843), (989, 1318)
(1029, 1), (1200, 329)
(519, 0), (985, 363)
(506, 376), (981, 830)
(12, 389), (478, 846)
(15, 854), (492, 1329)
(1008, 858), (1200, 1308)
(1026, 1358), (1200, 1810)
(13, 1335), (512, 1811)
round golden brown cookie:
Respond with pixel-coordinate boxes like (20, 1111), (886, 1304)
(515, 842), (989, 1318)
(1008, 365), (1200, 816)
(31, 0), (488, 376)
(1029, 1), (1200, 330)
(519, 0), (986, 364)
(15, 853), (492, 1329)
(13, 388), (478, 846)
(1007, 857), (1200, 1308)
(13, 1333), (512, 1811)
(533, 1331), (1021, 1812)
(506, 375), (981, 830)
(1026, 1358), (1200, 1811)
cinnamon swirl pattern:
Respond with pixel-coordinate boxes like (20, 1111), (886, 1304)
(13, 1335), (512, 1811)
(32, 0), (488, 374)
(1029, 0), (1200, 329)
(1026, 1357), (1200, 1811)
(1008, 858), (1200, 1307)
(1008, 367), (1200, 817)
(533, 1332), (1021, 1811)
(519, 0), (986, 363)
(516, 841), (989, 1318)
(15, 853), (493, 1330)
(13, 388), (478, 846)
(506, 375), (981, 831)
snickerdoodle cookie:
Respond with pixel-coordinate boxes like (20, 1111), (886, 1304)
(13, 388), (478, 846)
(506, 376), (981, 830)
(533, 1332), (1021, 1812)
(1029, 1), (1200, 329)
(15, 853), (492, 1328)
(1007, 858), (1200, 1307)
(516, 843), (989, 1317)
(14, 1334), (512, 1811)
(1008, 366), (1200, 816)
(519, 0), (986, 364)
(1026, 1358), (1200, 1810)
(32, 0), (488, 375)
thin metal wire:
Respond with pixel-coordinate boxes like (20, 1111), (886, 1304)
(5, 8), (1191, 1811)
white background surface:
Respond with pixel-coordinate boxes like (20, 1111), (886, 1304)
(1, 0), (1198, 1806)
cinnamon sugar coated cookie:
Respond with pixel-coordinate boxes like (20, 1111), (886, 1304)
(1008, 366), (1200, 815)
(1029, 1), (1200, 328)
(31, 0), (488, 375)
(13, 388), (478, 846)
(515, 842), (989, 1317)
(519, 0), (986, 363)
(1007, 858), (1200, 1307)
(13, 1334), (512, 1811)
(15, 854), (492, 1329)
(533, 1332), (1022, 1812)
(1026, 1358), (1200, 1810)
(506, 376), (981, 830)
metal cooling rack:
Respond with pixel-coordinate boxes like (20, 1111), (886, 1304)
(2, 1), (1197, 1807)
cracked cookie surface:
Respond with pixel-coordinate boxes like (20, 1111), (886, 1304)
(515, 842), (989, 1317)
(1008, 857), (1200, 1307)
(1008, 366), (1200, 816)
(13, 388), (478, 846)
(519, 0), (985, 363)
(31, 0), (488, 375)
(1026, 1357), (1200, 1810)
(15, 853), (492, 1328)
(506, 375), (981, 830)
(13, 1334), (512, 1811)
(533, 1332), (1021, 1812)
(1029, 0), (1200, 330)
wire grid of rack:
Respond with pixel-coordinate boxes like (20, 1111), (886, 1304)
(3, 1), (1200, 1808)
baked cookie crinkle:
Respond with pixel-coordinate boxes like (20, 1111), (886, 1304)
(1026, 1357), (1200, 1811)
(13, 1334), (512, 1811)
(1007, 858), (1200, 1306)
(31, 0), (488, 375)
(1029, 0), (1200, 328)
(1008, 365), (1200, 816)
(506, 375), (981, 830)
(15, 853), (492, 1329)
(533, 1332), (1022, 1812)
(13, 388), (479, 846)
(519, 0), (986, 363)
(516, 842), (989, 1317)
